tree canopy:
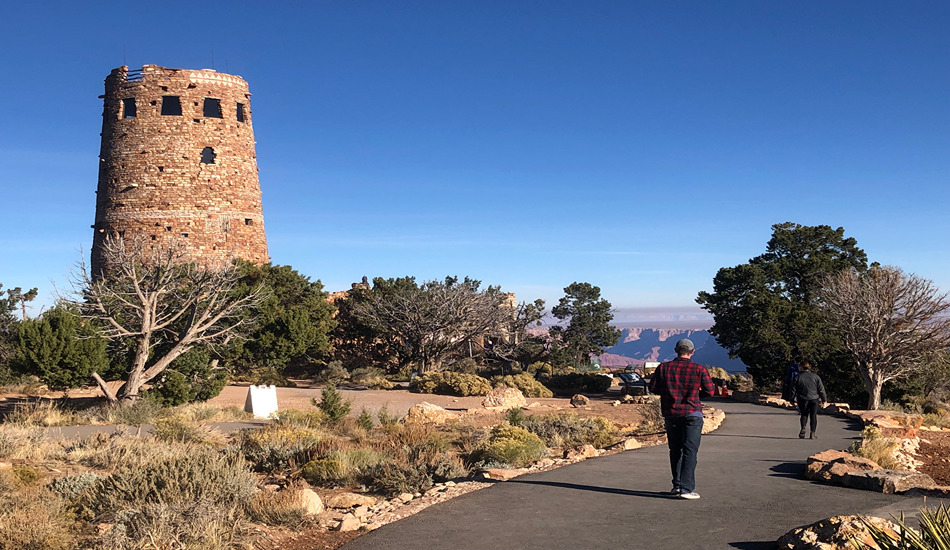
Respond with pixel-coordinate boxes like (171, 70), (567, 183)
(696, 222), (869, 392)
(71, 237), (266, 402)
(343, 276), (518, 373)
(549, 282), (620, 367)
(223, 260), (336, 375)
(817, 265), (950, 409)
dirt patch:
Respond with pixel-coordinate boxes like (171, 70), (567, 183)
(916, 430), (950, 485)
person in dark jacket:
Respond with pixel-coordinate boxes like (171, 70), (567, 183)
(648, 338), (715, 500)
(792, 361), (827, 439)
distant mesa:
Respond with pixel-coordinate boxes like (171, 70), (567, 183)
(599, 328), (747, 372)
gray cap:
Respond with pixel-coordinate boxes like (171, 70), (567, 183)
(674, 338), (695, 353)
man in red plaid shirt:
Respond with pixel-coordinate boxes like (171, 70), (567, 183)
(648, 338), (715, 500)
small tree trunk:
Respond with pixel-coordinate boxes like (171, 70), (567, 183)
(91, 372), (118, 403)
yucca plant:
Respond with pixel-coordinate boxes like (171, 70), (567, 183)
(855, 505), (950, 550)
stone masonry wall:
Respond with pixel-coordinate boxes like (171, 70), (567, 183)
(92, 65), (268, 274)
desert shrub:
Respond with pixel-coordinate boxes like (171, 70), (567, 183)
(368, 460), (435, 495)
(858, 504), (950, 550)
(492, 372), (554, 398)
(12, 465), (42, 486)
(301, 448), (390, 488)
(409, 371), (492, 396)
(923, 412), (950, 429)
(849, 426), (901, 470)
(471, 424), (547, 468)
(540, 373), (612, 396)
(377, 405), (400, 426)
(231, 425), (324, 474)
(527, 362), (553, 376)
(0, 486), (78, 550)
(152, 415), (226, 446)
(518, 412), (616, 449)
(633, 398), (664, 435)
(247, 366), (297, 387)
(84, 446), (256, 515)
(247, 484), (309, 528)
(314, 384), (352, 423)
(315, 361), (349, 385)
(48, 472), (105, 503)
(446, 357), (479, 375)
(706, 366), (729, 383)
(5, 399), (82, 427)
(275, 408), (326, 429)
(94, 502), (244, 550)
(350, 367), (395, 389)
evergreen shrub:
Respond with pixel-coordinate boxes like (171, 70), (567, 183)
(492, 372), (554, 398)
(409, 371), (492, 396)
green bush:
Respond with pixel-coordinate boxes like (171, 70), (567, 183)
(314, 361), (349, 385)
(491, 372), (554, 398)
(143, 348), (228, 406)
(301, 448), (390, 488)
(367, 461), (434, 496)
(527, 362), (553, 376)
(540, 373), (612, 396)
(410, 371), (492, 396)
(47, 472), (104, 503)
(518, 412), (616, 449)
(314, 384), (352, 423)
(472, 424), (547, 468)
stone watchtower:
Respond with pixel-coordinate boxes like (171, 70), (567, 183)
(91, 65), (268, 274)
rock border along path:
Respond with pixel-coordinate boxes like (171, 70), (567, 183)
(342, 399), (950, 550)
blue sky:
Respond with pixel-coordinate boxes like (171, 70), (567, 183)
(1, 2), (948, 323)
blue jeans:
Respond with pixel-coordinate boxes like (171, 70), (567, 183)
(665, 415), (704, 493)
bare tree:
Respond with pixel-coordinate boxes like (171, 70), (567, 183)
(817, 265), (950, 409)
(70, 237), (266, 402)
(349, 276), (517, 373)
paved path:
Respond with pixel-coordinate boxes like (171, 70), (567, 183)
(344, 399), (949, 550)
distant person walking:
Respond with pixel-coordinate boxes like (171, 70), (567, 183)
(792, 362), (827, 439)
(781, 362), (799, 402)
(648, 338), (715, 500)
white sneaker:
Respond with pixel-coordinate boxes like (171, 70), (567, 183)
(678, 491), (700, 500)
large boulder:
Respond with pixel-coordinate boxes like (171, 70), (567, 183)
(570, 394), (590, 407)
(405, 402), (456, 424)
(805, 450), (880, 482)
(842, 469), (937, 494)
(296, 487), (324, 516)
(482, 387), (527, 409)
(325, 492), (377, 509)
(777, 515), (903, 550)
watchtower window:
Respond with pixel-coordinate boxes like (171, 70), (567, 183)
(244, 218), (254, 226)
(236, 103), (247, 122)
(200, 147), (216, 164)
(203, 98), (223, 118)
(161, 96), (182, 116)
(121, 98), (136, 118)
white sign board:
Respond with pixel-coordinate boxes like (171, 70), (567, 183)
(244, 385), (278, 419)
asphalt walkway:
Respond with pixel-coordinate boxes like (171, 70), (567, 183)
(343, 398), (949, 550)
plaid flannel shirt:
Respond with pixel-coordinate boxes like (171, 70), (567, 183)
(648, 357), (715, 418)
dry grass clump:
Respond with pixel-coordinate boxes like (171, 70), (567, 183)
(5, 399), (84, 427)
(0, 425), (65, 461)
(0, 486), (80, 550)
(849, 426), (901, 470)
(246, 482), (311, 528)
(152, 415), (227, 446)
